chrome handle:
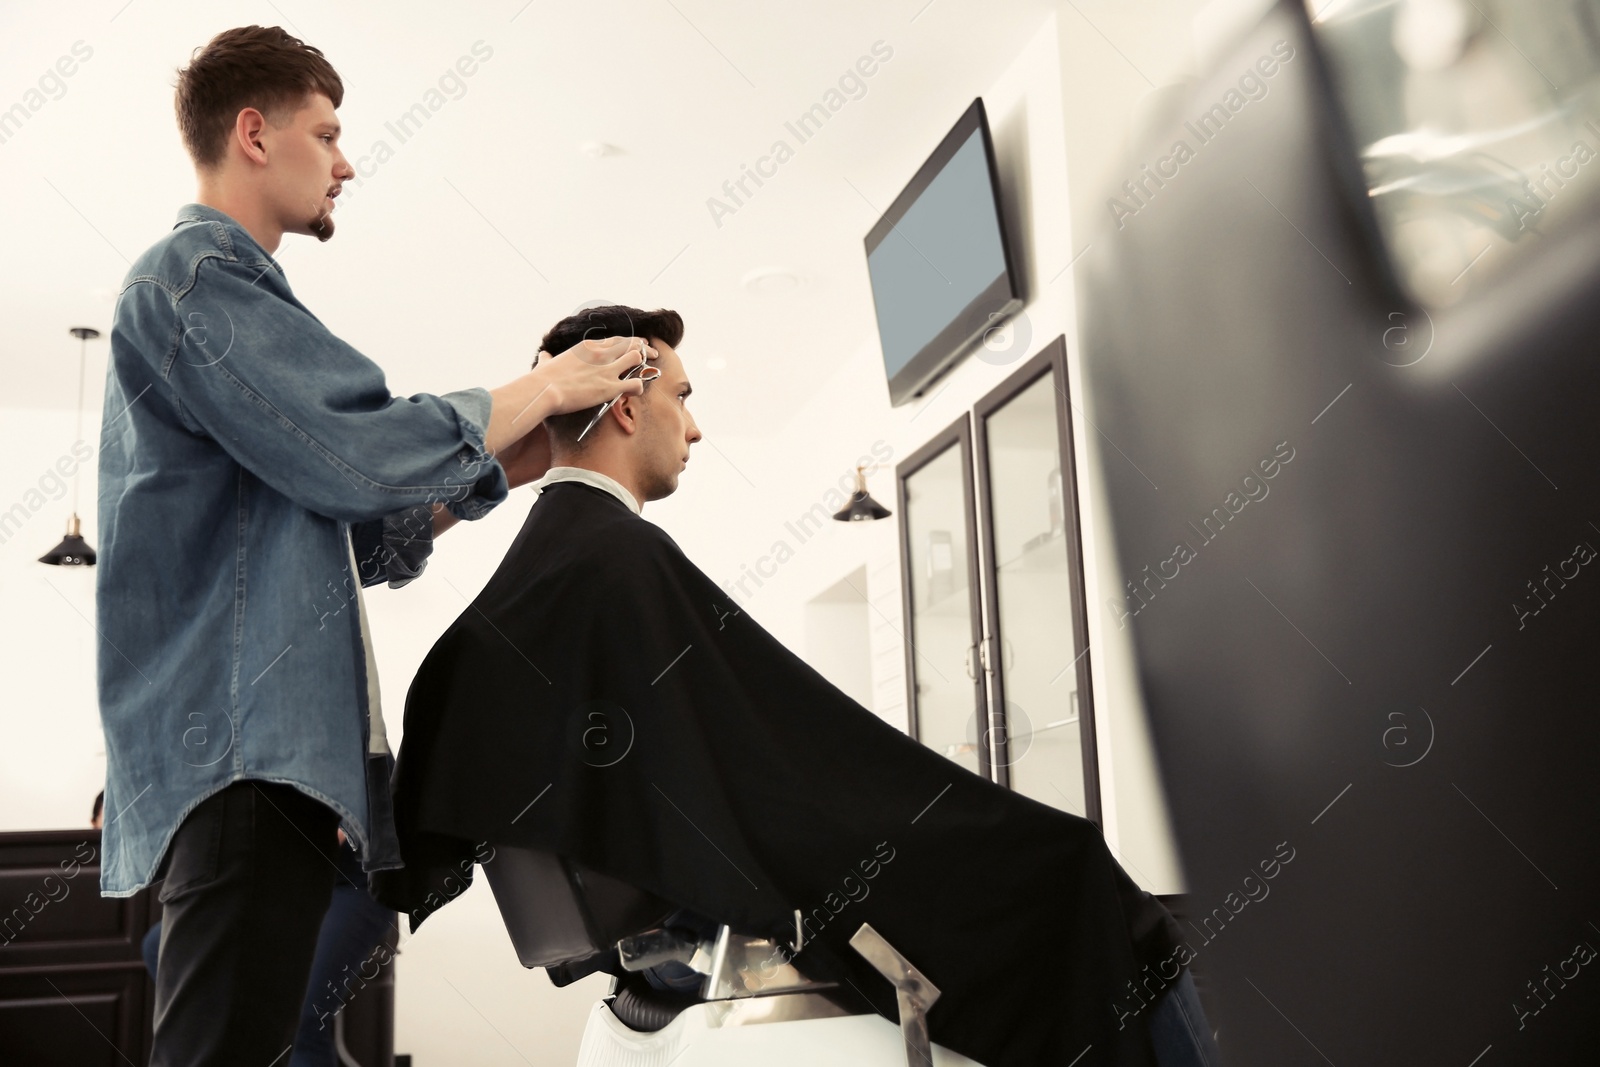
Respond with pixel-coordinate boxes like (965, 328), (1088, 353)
(851, 923), (941, 1067)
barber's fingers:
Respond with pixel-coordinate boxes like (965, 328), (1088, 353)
(563, 335), (658, 367)
(538, 337), (658, 412)
(604, 339), (659, 369)
(597, 339), (658, 396)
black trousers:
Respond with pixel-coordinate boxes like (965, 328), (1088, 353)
(149, 780), (341, 1067)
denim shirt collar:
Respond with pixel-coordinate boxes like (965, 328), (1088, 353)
(172, 203), (285, 277)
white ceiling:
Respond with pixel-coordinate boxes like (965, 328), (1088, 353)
(0, 0), (1055, 437)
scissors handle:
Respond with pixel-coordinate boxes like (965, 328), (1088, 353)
(574, 354), (660, 442)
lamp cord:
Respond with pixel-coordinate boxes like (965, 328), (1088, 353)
(72, 335), (86, 517)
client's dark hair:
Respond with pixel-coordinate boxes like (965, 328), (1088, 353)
(537, 305), (684, 450)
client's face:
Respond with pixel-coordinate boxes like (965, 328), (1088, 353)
(633, 340), (702, 502)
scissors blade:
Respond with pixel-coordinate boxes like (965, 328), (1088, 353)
(576, 399), (614, 442)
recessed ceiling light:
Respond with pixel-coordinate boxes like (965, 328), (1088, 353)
(741, 268), (803, 295)
(578, 141), (620, 158)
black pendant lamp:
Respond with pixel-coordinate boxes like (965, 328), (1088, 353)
(832, 465), (892, 523)
(40, 326), (100, 567)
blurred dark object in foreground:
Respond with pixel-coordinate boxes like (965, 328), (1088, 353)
(1082, 1), (1600, 1063)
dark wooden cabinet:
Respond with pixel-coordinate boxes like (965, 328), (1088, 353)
(0, 828), (396, 1066)
(0, 830), (156, 1065)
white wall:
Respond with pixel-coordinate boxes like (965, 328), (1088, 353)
(0, 405), (106, 832)
(804, 567), (874, 708)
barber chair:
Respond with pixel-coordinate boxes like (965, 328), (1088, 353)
(481, 843), (982, 1067)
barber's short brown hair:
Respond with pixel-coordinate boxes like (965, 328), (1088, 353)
(175, 25), (344, 169)
(538, 306), (685, 451)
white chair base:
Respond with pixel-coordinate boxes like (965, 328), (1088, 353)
(573, 995), (987, 1067)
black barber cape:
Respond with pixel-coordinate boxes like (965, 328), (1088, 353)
(373, 481), (1181, 1066)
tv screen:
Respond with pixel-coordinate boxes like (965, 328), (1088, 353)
(865, 98), (1022, 407)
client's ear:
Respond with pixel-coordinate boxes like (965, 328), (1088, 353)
(607, 390), (645, 436)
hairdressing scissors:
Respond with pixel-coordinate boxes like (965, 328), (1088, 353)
(576, 351), (661, 442)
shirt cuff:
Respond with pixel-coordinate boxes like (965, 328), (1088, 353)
(381, 503), (435, 587)
(439, 387), (508, 522)
(352, 503), (436, 589)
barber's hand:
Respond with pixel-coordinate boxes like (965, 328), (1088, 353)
(532, 336), (657, 415)
(493, 423), (553, 489)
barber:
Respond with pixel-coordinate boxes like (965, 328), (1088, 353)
(94, 25), (652, 1066)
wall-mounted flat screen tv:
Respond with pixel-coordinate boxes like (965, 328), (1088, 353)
(865, 98), (1022, 407)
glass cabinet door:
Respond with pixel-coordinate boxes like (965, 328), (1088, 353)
(976, 339), (1100, 823)
(896, 419), (986, 777)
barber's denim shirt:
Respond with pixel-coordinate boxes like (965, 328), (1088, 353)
(95, 204), (508, 896)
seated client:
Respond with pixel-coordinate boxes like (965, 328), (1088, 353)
(373, 306), (1211, 1067)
